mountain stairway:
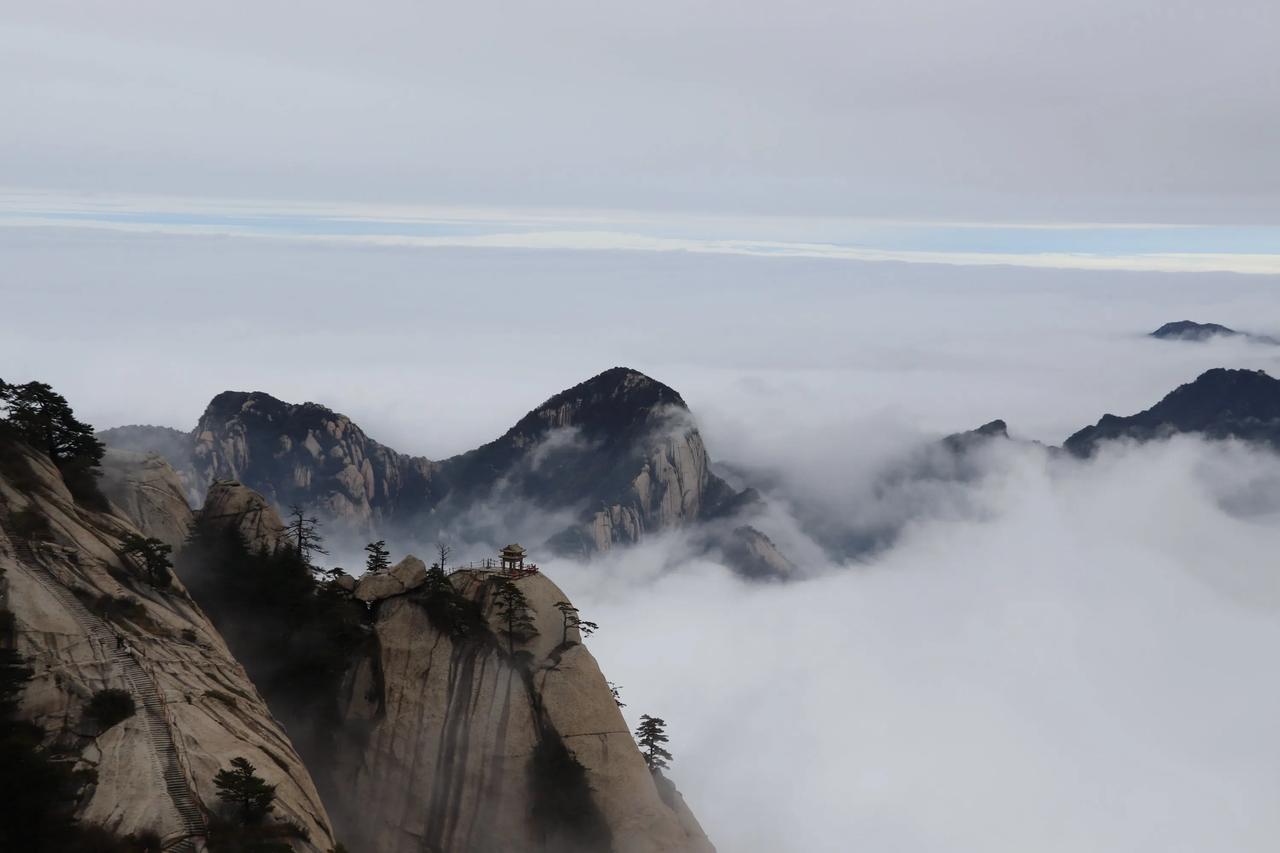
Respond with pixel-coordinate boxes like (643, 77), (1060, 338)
(0, 508), (206, 852)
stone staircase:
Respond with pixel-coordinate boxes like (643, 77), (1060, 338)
(1, 516), (207, 851)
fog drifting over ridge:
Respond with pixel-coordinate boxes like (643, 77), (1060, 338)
(3, 227), (1279, 455)
(553, 436), (1280, 852)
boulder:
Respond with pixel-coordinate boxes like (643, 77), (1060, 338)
(333, 572), (357, 593)
(389, 555), (427, 591)
(354, 572), (404, 603)
(199, 480), (288, 553)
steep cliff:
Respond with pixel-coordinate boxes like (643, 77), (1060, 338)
(332, 563), (716, 853)
(439, 368), (749, 554)
(179, 480), (716, 852)
(188, 392), (439, 533)
(98, 449), (194, 550)
(0, 437), (337, 851)
(95, 425), (203, 506)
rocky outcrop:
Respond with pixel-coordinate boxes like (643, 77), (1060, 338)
(0, 438), (337, 850)
(96, 424), (202, 505)
(941, 419), (1010, 453)
(99, 368), (777, 576)
(719, 526), (797, 580)
(330, 567), (715, 853)
(98, 449), (194, 550)
(189, 392), (439, 535)
(1065, 368), (1280, 456)
(200, 480), (289, 553)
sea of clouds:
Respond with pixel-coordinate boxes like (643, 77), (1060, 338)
(5, 229), (1280, 851)
(553, 435), (1280, 852)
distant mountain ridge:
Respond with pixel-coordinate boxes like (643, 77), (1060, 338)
(1149, 320), (1278, 345)
(1066, 368), (1280, 455)
(100, 367), (791, 577)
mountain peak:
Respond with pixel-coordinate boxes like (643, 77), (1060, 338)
(1150, 320), (1241, 341)
(540, 366), (686, 411)
(507, 367), (688, 442)
(1149, 320), (1278, 345)
(1065, 368), (1280, 455)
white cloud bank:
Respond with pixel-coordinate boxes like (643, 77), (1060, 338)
(2, 189), (1278, 274)
(551, 436), (1280, 852)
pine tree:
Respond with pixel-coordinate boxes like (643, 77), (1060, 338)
(634, 714), (673, 771)
(553, 601), (599, 646)
(491, 577), (538, 654)
(0, 380), (103, 467)
(435, 541), (451, 573)
(364, 540), (390, 574)
(213, 756), (277, 824)
(119, 533), (173, 588)
(0, 379), (106, 506)
(285, 505), (328, 568)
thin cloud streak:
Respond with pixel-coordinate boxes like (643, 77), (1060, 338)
(4, 199), (1279, 274)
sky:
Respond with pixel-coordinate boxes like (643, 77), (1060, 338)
(2, 0), (1280, 262)
(5, 3), (1280, 850)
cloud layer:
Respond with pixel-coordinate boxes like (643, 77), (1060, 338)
(552, 436), (1280, 852)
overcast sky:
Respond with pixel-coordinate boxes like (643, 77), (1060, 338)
(3, 0), (1279, 225)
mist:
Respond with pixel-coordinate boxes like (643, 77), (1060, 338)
(3, 226), (1279, 456)
(550, 436), (1280, 852)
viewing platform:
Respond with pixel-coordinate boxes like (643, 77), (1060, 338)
(449, 543), (541, 578)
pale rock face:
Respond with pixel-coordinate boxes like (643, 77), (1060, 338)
(353, 571), (405, 602)
(0, 441), (336, 850)
(584, 414), (726, 551)
(330, 568), (715, 853)
(187, 391), (435, 536)
(200, 480), (288, 553)
(98, 448), (194, 550)
(389, 554), (428, 590)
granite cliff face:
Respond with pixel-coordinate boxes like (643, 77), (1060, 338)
(94, 425), (203, 506)
(98, 448), (194, 550)
(188, 392), (439, 531)
(187, 481), (716, 853)
(1065, 368), (1280, 456)
(101, 368), (780, 576)
(0, 438), (337, 850)
(442, 368), (750, 554)
(332, 563), (715, 853)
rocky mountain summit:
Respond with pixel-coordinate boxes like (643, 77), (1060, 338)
(101, 367), (789, 577)
(1065, 368), (1280, 456)
(0, 436), (336, 850)
(1149, 320), (1278, 345)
